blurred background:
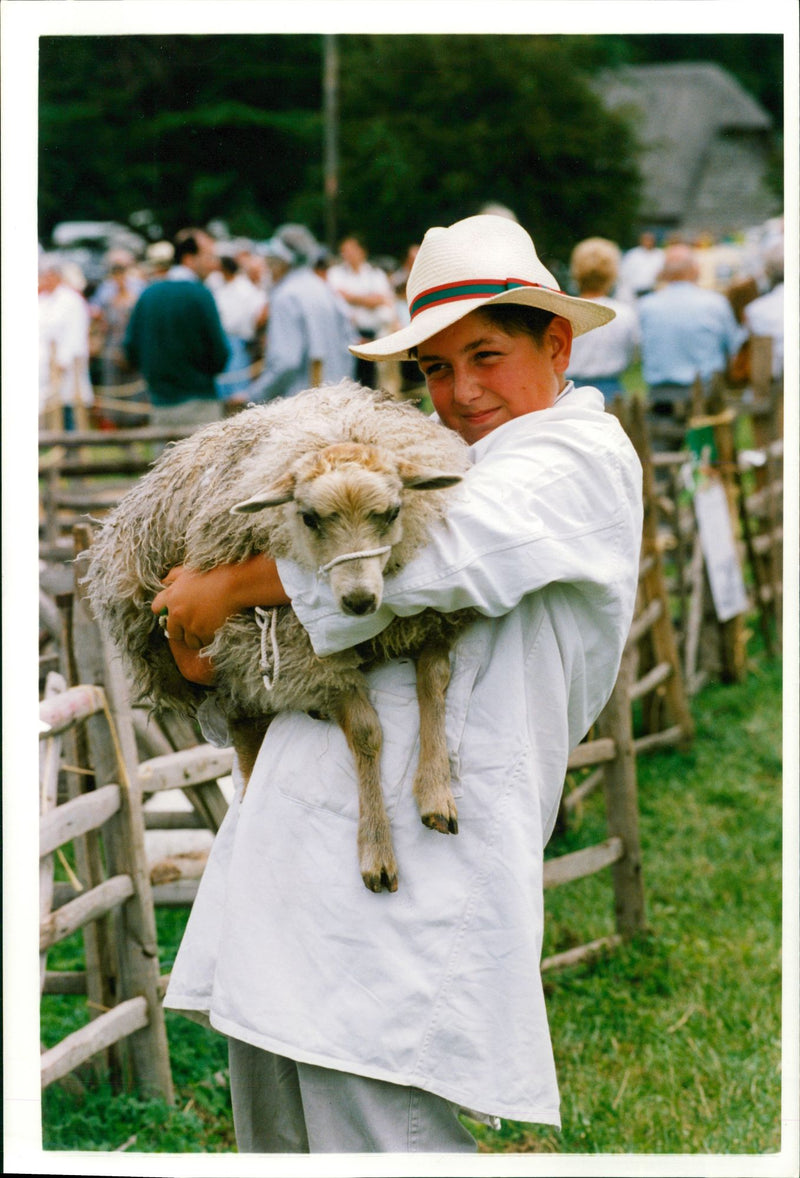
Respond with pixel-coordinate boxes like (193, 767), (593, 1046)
(38, 32), (784, 283)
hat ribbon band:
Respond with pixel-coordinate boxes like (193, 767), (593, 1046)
(409, 278), (561, 320)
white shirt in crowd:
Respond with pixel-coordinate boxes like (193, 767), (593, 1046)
(744, 284), (784, 377)
(566, 295), (640, 379)
(326, 260), (396, 336)
(212, 273), (267, 341)
(38, 283), (93, 412)
(164, 383), (643, 1126)
(617, 245), (665, 303)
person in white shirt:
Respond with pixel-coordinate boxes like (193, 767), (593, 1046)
(744, 245), (784, 379)
(152, 215), (643, 1153)
(566, 236), (640, 401)
(236, 225), (356, 406)
(212, 255), (268, 398)
(327, 233), (398, 386)
(38, 255), (94, 430)
(617, 231), (665, 303)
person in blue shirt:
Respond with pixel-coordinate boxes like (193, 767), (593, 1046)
(638, 243), (745, 446)
(232, 224), (356, 406)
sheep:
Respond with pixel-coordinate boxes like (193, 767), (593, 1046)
(85, 381), (479, 893)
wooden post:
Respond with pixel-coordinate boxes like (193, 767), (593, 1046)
(68, 526), (173, 1101)
(45, 342), (63, 431)
(627, 397), (695, 743)
(323, 33), (339, 251)
(703, 401), (747, 683)
(597, 651), (647, 937)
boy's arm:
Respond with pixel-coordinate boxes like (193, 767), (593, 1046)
(152, 556), (290, 683)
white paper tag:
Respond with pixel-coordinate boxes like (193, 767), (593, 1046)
(693, 480), (749, 622)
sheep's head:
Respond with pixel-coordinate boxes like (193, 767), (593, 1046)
(232, 441), (463, 617)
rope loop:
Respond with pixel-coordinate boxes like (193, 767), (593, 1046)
(255, 606), (281, 691)
(318, 545), (391, 576)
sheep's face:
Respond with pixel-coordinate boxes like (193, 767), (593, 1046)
(294, 459), (403, 616)
(232, 441), (464, 618)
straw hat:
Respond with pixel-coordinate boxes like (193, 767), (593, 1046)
(351, 215), (615, 361)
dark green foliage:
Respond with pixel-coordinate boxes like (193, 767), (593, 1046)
(38, 34), (322, 241)
(39, 33), (641, 256)
(38, 33), (782, 259)
(41, 910), (234, 1152)
(334, 35), (641, 263)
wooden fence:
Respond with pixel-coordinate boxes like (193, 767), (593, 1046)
(38, 426), (197, 562)
(629, 360), (783, 693)
(39, 674), (173, 1099)
(543, 649), (647, 970)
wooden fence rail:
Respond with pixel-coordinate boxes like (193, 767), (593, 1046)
(543, 650), (647, 971)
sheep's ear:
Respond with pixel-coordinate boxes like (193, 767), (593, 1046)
(397, 462), (464, 491)
(230, 475), (295, 514)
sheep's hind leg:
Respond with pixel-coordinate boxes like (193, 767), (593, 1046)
(229, 715), (271, 797)
(413, 643), (458, 835)
(333, 687), (399, 893)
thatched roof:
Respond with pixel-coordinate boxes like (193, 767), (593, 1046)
(595, 63), (775, 231)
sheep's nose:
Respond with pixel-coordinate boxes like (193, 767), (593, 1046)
(341, 591), (378, 616)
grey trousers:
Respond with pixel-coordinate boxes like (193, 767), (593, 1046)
(228, 1038), (478, 1154)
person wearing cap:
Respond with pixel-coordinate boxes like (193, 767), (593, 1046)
(123, 228), (230, 428)
(232, 224), (356, 406)
(144, 240), (175, 280)
(156, 215), (643, 1153)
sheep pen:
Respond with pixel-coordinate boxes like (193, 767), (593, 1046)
(85, 381), (479, 892)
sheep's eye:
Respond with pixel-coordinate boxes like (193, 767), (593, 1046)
(372, 505), (400, 529)
(301, 511), (320, 530)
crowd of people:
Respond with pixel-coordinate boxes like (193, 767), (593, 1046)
(38, 211), (784, 436)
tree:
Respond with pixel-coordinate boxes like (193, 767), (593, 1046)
(41, 33), (781, 261)
(38, 35), (323, 242)
(334, 35), (641, 265)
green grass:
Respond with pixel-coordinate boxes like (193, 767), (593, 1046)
(41, 651), (784, 1155)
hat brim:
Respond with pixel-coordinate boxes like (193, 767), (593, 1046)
(350, 287), (615, 362)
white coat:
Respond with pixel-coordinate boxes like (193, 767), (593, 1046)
(164, 383), (643, 1125)
(38, 283), (93, 412)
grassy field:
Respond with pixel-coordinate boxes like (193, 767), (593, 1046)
(40, 646), (784, 1156)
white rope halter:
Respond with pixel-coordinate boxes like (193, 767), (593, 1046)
(318, 545), (391, 576)
(255, 606), (281, 691)
(255, 546), (391, 692)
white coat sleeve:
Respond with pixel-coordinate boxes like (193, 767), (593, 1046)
(277, 402), (643, 657)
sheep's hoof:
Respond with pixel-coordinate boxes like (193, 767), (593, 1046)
(422, 811), (459, 836)
(362, 866), (399, 893)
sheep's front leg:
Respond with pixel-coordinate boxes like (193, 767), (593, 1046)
(413, 643), (458, 835)
(333, 687), (399, 893)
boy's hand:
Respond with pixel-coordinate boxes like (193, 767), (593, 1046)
(152, 557), (290, 682)
(152, 564), (244, 649)
(167, 636), (217, 686)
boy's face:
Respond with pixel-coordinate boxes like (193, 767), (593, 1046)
(416, 309), (572, 445)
